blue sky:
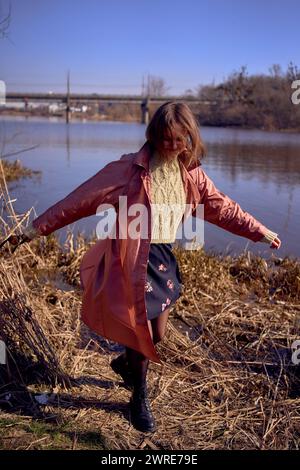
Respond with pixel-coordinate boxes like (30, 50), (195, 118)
(1, 0), (299, 95)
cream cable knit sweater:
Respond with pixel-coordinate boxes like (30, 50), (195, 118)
(149, 150), (186, 244)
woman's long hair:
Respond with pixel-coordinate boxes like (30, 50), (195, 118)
(146, 101), (206, 168)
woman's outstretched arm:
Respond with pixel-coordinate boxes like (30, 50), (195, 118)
(194, 167), (281, 247)
(21, 154), (132, 239)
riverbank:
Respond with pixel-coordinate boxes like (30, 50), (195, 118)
(0, 108), (139, 124)
(1, 109), (300, 133)
(0, 228), (299, 450)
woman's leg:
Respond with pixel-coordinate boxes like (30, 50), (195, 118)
(125, 345), (156, 432)
(110, 319), (155, 390)
(124, 320), (153, 388)
(150, 307), (171, 344)
(125, 347), (149, 390)
(120, 309), (171, 432)
(125, 320), (161, 432)
(125, 308), (170, 392)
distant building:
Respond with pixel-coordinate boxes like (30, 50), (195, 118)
(0, 80), (6, 106)
(49, 103), (65, 113)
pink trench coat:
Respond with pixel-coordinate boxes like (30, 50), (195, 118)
(31, 142), (269, 364)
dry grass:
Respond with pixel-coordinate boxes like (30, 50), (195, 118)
(0, 158), (41, 183)
(0, 161), (300, 450)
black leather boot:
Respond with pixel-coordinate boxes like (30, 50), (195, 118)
(110, 353), (134, 390)
(130, 386), (156, 433)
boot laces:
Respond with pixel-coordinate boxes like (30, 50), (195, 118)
(133, 388), (151, 412)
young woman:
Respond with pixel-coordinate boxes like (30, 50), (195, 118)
(9, 101), (281, 433)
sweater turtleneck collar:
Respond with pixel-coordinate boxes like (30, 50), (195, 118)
(149, 149), (180, 171)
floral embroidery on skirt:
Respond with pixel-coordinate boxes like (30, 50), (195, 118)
(144, 243), (183, 320)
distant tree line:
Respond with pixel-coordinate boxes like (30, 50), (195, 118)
(192, 63), (300, 131)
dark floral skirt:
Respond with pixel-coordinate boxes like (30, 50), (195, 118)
(145, 242), (183, 321)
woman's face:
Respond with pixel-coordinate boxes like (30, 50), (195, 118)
(159, 125), (188, 160)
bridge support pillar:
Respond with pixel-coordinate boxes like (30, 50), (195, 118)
(141, 97), (150, 125)
(66, 104), (70, 123)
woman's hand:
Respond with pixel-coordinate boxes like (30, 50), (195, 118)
(270, 237), (281, 249)
(7, 233), (31, 252)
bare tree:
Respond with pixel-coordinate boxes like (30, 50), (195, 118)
(183, 88), (195, 98)
(269, 64), (283, 78)
(147, 75), (170, 97)
(0, 1), (11, 40)
(286, 61), (300, 82)
(197, 83), (218, 100)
